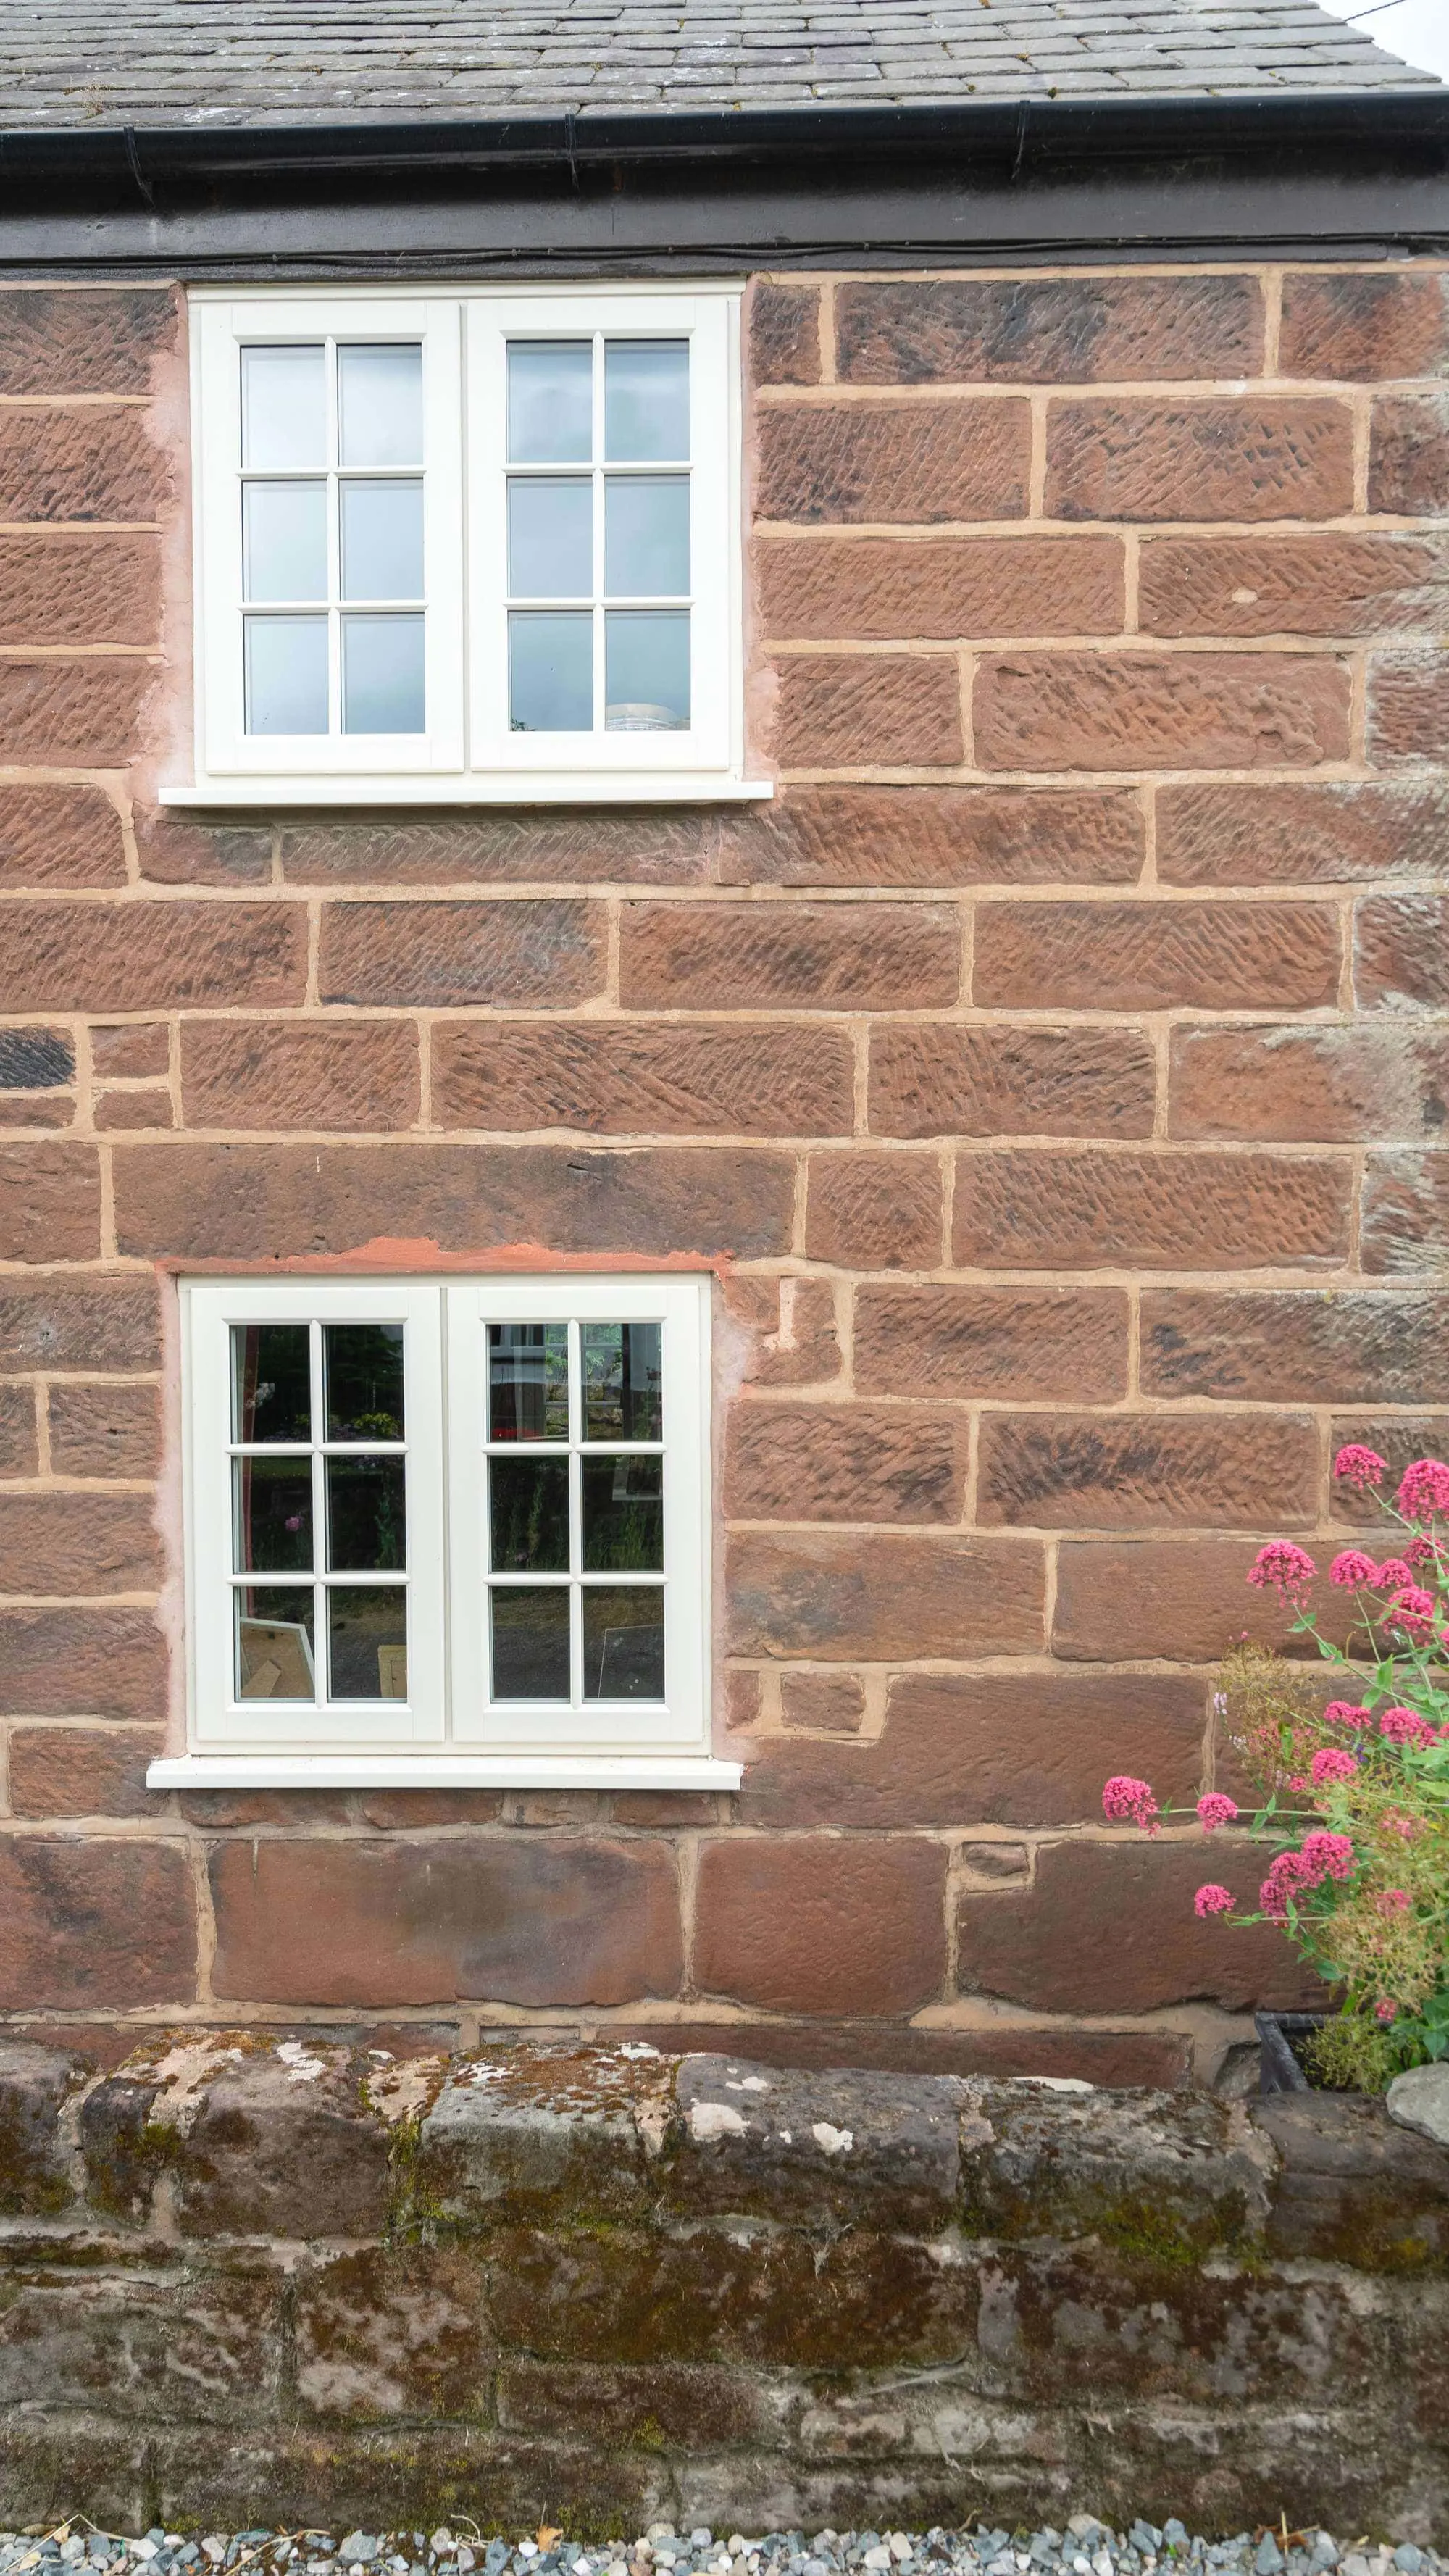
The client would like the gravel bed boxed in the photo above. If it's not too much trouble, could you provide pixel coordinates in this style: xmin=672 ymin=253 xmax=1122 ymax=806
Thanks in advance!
xmin=0 ymin=2520 xmax=1437 ymax=2576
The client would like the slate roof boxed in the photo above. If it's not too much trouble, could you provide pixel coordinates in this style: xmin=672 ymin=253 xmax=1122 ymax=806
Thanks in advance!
xmin=0 ymin=0 xmax=1435 ymax=130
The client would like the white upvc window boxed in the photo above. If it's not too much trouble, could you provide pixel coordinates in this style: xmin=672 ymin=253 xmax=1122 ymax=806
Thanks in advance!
xmin=155 ymin=1274 xmax=732 ymax=1792
xmin=176 ymin=283 xmax=763 ymax=809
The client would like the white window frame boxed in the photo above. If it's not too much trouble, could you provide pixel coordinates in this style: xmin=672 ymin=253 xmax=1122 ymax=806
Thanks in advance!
xmin=151 ymin=1273 xmax=735 ymax=1791
xmin=171 ymin=281 xmax=768 ymax=811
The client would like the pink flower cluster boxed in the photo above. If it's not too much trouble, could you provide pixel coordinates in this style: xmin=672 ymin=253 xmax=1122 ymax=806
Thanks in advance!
xmin=1379 ymin=1705 xmax=1437 ymax=1748
xmin=1259 ymin=1830 xmax=1355 ymax=1922
xmin=1102 ymin=1775 xmax=1158 ymax=1832
xmin=1373 ymin=1557 xmax=1415 ymax=1591
xmin=1323 ymin=1700 xmax=1371 ymax=1729
xmin=1333 ymin=1444 xmax=1385 ymax=1491
xmin=1196 ymin=1792 xmax=1237 ymax=1830
xmin=1386 ymin=1585 xmax=1438 ymax=1638
xmin=1376 ymin=1888 xmax=1411 ymax=1918
xmin=1398 ymin=1457 xmax=1449 ymax=1518
xmin=1310 ymin=1746 xmax=1359 ymax=1785
xmin=1329 ymin=1549 xmax=1379 ymax=1588
xmin=1194 ymin=1883 xmax=1235 ymax=1918
xmin=1247 ymin=1542 xmax=1316 ymax=1604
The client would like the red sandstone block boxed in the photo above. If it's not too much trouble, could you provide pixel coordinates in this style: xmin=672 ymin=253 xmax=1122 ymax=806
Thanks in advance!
xmin=869 ymin=1023 xmax=1156 ymax=1138
xmin=953 ymin=1146 xmax=1350 ymax=1270
xmin=47 ymin=1381 xmax=160 ymax=1478
xmin=1171 ymin=1022 xmax=1449 ymax=1143
xmin=91 ymin=1023 xmax=168 ymax=1079
xmin=0 ymin=1492 xmax=160 ymax=1594
xmin=1052 ymin=1536 xmax=1300 ymax=1661
xmin=725 ymin=1529 xmax=1045 ymax=1658
xmin=1138 ymin=533 xmax=1449 ymax=638
xmin=320 ymin=899 xmax=607 ymax=1008
xmin=0 ymin=533 xmax=159 ymax=649
xmin=1367 ymin=651 xmax=1449 ymax=766
xmin=7 ymin=1725 xmax=162 ymax=1818
xmin=0 ymin=1833 xmax=194 ymax=2007
xmin=835 ymin=274 xmax=1262 ymax=385
xmin=722 ymin=1276 xmax=843 ymax=1388
xmin=0 ymin=1143 xmax=100 ymax=1259
xmin=209 ymin=1835 xmax=682 ymax=2006
xmin=1360 ymin=1149 xmax=1449 ymax=1277
xmin=756 ymin=400 xmax=1031 ymax=522
xmin=773 ymin=653 xmax=963 ymax=766
xmin=113 ymin=1140 xmax=796 ymax=1262
xmin=0 ymin=1604 xmax=164 ymax=1717
xmin=1142 ymin=1286 xmax=1449 ymax=1406
xmin=758 ymin=533 xmax=1124 ymax=640
xmin=0 ymin=406 xmax=169 ymax=521
xmin=779 ymin=1670 xmax=867 ymax=1732
xmin=854 ymin=1283 xmax=1128 ymax=1403
xmin=0 ymin=902 xmax=305 ymax=1013
xmin=739 ymin=1666 xmax=1206 ymax=1830
xmin=181 ymin=1020 xmax=421 ymax=1133
xmin=1045 ymin=399 xmax=1354 ymax=521
xmin=0 ymin=1275 xmax=159 ymax=1371
xmin=1355 ymin=889 xmax=1449 ymax=1010
xmin=1279 ymin=270 xmax=1449 ymax=381
xmin=957 ymin=1837 xmax=1316 ymax=2015
xmin=1158 ymin=779 xmax=1449 ymax=885
xmin=0 ymin=1093 xmax=72 ymax=1130
xmin=431 ymin=1018 xmax=854 ymax=1137
xmin=133 ymin=811 xmax=273 ymax=888
xmin=0 ymin=658 xmax=154 ymax=766
xmin=0 ymin=1385 xmax=36 ymax=1475
xmin=692 ymin=1833 xmax=947 ymax=2014
xmin=724 ymin=1400 xmax=968 ymax=1523
xmin=605 ymin=2014 xmax=1190 ymax=2086
xmin=974 ymin=898 xmax=1340 ymax=1012
xmin=1329 ymin=1413 xmax=1449 ymax=1517
xmin=974 ymin=652 xmax=1351 ymax=771
xmin=0 ymin=289 xmax=178 ymax=393
xmin=977 ymin=1408 xmax=1318 ymax=1530
xmin=619 ymin=901 xmax=959 ymax=1011
xmin=750 ymin=283 xmax=821 ymax=385
xmin=803 ymin=1150 xmax=943 ymax=1267
xmin=93 ymin=1089 xmax=172 ymax=1133
xmin=718 ymin=784 xmax=1144 ymax=887
xmin=281 ymin=811 xmax=711 ymax=888
xmin=1369 ymin=391 xmax=1449 ymax=514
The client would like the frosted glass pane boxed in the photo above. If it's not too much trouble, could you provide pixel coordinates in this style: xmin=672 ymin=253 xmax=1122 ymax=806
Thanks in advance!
xmin=605 ymin=341 xmax=688 ymax=462
xmin=508 ymin=341 xmax=592 ymax=463
xmin=509 ymin=612 xmax=593 ymax=733
xmin=338 ymin=344 xmax=422 ymax=468
xmin=245 ymin=616 xmax=328 ymax=735
xmin=341 ymin=480 xmax=423 ymax=600
xmin=604 ymin=476 xmax=689 ymax=597
xmin=508 ymin=478 xmax=591 ymax=599
xmin=241 ymin=346 xmax=325 ymax=470
xmin=605 ymin=612 xmax=689 ymax=731
xmin=342 ymin=614 xmax=425 ymax=734
xmin=243 ymin=480 xmax=327 ymax=603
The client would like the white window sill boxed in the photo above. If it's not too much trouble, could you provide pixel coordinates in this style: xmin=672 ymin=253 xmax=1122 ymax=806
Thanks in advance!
xmin=147 ymin=1754 xmax=743 ymax=1791
xmin=159 ymin=778 xmax=774 ymax=809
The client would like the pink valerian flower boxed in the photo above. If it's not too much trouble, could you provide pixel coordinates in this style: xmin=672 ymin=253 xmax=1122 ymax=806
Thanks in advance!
xmin=1385 ymin=1810 xmax=1421 ymax=1839
xmin=1196 ymin=1793 xmax=1238 ymax=1831
xmin=1259 ymin=1851 xmax=1314 ymax=1921
xmin=1333 ymin=1443 xmax=1386 ymax=1491
xmin=1406 ymin=1533 xmax=1446 ymax=1572
xmin=1379 ymin=1704 xmax=1437 ymax=1748
xmin=1300 ymin=1830 xmax=1356 ymax=1884
xmin=1322 ymin=1700 xmax=1372 ymax=1729
xmin=1371 ymin=1558 xmax=1415 ymax=1591
xmin=1398 ymin=1458 xmax=1449 ymax=1519
xmin=1376 ymin=1888 xmax=1411 ymax=1917
xmin=1329 ymin=1548 xmax=1379 ymax=1588
xmin=1247 ymin=1542 xmax=1317 ymax=1604
xmin=1376 ymin=1998 xmax=1399 ymax=2023
xmin=1386 ymin=1586 xmax=1437 ymax=1636
xmin=1310 ymin=1746 xmax=1359 ymax=1785
xmin=1194 ymin=1883 xmax=1235 ymax=1918
xmin=1103 ymin=1775 xmax=1159 ymax=1833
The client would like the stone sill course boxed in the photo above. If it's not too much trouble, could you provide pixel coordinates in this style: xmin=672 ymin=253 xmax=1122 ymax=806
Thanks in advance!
xmin=0 ymin=2035 xmax=1443 ymax=2540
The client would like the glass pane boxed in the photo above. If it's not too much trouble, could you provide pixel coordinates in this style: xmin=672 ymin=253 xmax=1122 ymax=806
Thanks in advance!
xmin=583 ymin=1585 xmax=664 ymax=1701
xmin=488 ymin=1322 xmax=569 ymax=1441
xmin=324 ymin=1322 xmax=405 ymax=1441
xmin=604 ymin=476 xmax=689 ymax=598
xmin=582 ymin=1454 xmax=663 ymax=1573
xmin=605 ymin=612 xmax=689 ymax=733
xmin=582 ymin=1321 xmax=662 ymax=1442
xmin=241 ymin=346 xmax=325 ymax=470
xmin=233 ymin=1457 xmax=313 ymax=1575
xmin=509 ymin=612 xmax=593 ymax=733
xmin=605 ymin=341 xmax=688 ymax=462
xmin=326 ymin=1457 xmax=406 ymax=1573
xmin=244 ymin=616 xmax=328 ymax=735
xmin=338 ymin=344 xmax=422 ymax=468
xmin=243 ymin=481 xmax=327 ymax=603
xmin=232 ymin=1324 xmax=311 ymax=1444
xmin=491 ymin=1586 xmax=570 ymax=1698
xmin=490 ymin=1458 xmax=569 ymax=1574
xmin=508 ymin=341 xmax=592 ymax=464
xmin=341 ymin=480 xmax=423 ymax=601
xmin=508 ymin=478 xmax=592 ymax=599
xmin=236 ymin=1586 xmax=316 ymax=1701
xmin=342 ymin=614 xmax=425 ymax=734
xmin=327 ymin=1586 xmax=408 ymax=1699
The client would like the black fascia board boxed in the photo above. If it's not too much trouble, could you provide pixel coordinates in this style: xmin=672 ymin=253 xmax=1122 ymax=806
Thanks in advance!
xmin=0 ymin=88 xmax=1445 ymax=267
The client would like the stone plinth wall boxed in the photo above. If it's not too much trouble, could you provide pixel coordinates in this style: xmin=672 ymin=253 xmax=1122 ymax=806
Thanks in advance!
xmin=0 ymin=264 xmax=1448 ymax=2069
xmin=0 ymin=2038 xmax=1445 ymax=2537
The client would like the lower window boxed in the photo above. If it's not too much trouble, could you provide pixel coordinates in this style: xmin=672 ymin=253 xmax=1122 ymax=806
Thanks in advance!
xmin=174 ymin=1275 xmax=717 ymax=1780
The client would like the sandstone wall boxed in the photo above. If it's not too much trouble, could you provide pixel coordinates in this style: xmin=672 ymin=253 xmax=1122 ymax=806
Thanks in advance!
xmin=0 ymin=265 xmax=1446 ymax=2069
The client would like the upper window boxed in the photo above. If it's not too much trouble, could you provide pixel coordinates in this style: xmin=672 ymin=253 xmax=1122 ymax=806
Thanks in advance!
xmin=170 ymin=1275 xmax=723 ymax=1786
xmin=182 ymin=286 xmax=756 ymax=807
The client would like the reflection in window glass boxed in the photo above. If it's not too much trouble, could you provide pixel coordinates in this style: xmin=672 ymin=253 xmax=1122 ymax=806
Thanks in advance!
xmin=243 ymin=481 xmax=327 ymax=603
xmin=488 ymin=1323 xmax=569 ymax=1440
xmin=605 ymin=341 xmax=688 ymax=462
xmin=583 ymin=1585 xmax=664 ymax=1700
xmin=242 ymin=346 xmax=326 ymax=470
xmin=341 ymin=480 xmax=423 ymax=601
xmin=342 ymin=614 xmax=425 ymax=734
xmin=605 ymin=612 xmax=690 ymax=733
xmin=245 ymin=616 xmax=329 ymax=736
xmin=491 ymin=1587 xmax=571 ymax=1698
xmin=490 ymin=1456 xmax=570 ymax=1573
xmin=508 ymin=478 xmax=592 ymax=599
xmin=338 ymin=344 xmax=422 ymax=468
xmin=325 ymin=1324 xmax=404 ymax=1441
xmin=582 ymin=1322 xmax=663 ymax=1441
xmin=327 ymin=1586 xmax=408 ymax=1698
xmin=235 ymin=1586 xmax=317 ymax=1701
xmin=507 ymin=341 xmax=592 ymax=464
xmin=509 ymin=612 xmax=593 ymax=732
xmin=604 ymin=476 xmax=689 ymax=599
xmin=233 ymin=1456 xmax=314 ymax=1574
xmin=326 ymin=1456 xmax=406 ymax=1572
xmin=232 ymin=1324 xmax=311 ymax=1444
xmin=582 ymin=1454 xmax=662 ymax=1572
